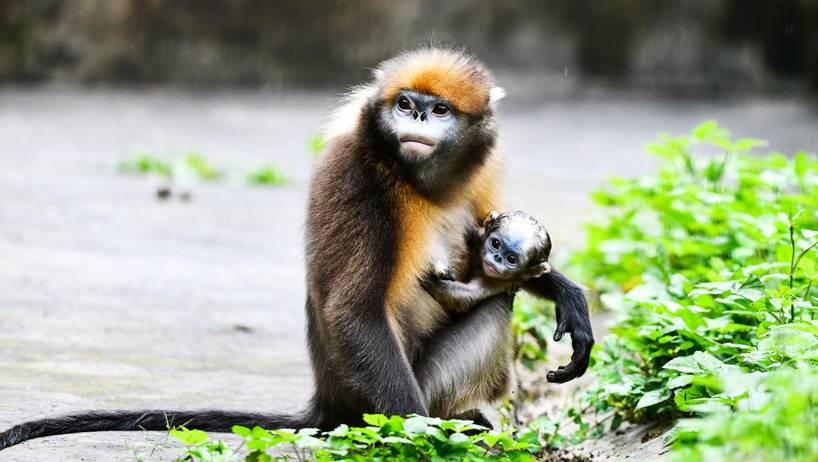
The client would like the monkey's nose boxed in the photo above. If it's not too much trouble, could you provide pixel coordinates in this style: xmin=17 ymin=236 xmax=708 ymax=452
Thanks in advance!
xmin=493 ymin=254 xmax=502 ymax=263
xmin=411 ymin=110 xmax=427 ymax=122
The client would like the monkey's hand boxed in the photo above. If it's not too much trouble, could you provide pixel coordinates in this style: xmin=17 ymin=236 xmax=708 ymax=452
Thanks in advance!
xmin=421 ymin=274 xmax=489 ymax=313
xmin=420 ymin=272 xmax=453 ymax=307
xmin=431 ymin=261 xmax=456 ymax=281
xmin=547 ymin=307 xmax=594 ymax=383
xmin=522 ymin=269 xmax=594 ymax=384
xmin=419 ymin=270 xmax=452 ymax=296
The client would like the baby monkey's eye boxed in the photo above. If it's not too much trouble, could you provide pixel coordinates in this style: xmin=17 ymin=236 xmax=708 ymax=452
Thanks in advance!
xmin=506 ymin=254 xmax=519 ymax=266
xmin=490 ymin=238 xmax=501 ymax=250
xmin=397 ymin=96 xmax=412 ymax=111
xmin=432 ymin=103 xmax=450 ymax=115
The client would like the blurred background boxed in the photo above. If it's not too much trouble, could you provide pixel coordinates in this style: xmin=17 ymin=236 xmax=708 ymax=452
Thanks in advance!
xmin=1 ymin=2 xmax=817 ymax=459
xmin=2 ymin=0 xmax=817 ymax=94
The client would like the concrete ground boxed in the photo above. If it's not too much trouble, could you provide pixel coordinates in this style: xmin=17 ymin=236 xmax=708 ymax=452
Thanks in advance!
xmin=0 ymin=88 xmax=816 ymax=461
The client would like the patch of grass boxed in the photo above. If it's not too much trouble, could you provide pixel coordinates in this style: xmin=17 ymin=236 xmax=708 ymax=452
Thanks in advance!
xmin=182 ymin=152 xmax=221 ymax=180
xmin=118 ymin=152 xmax=173 ymax=178
xmin=118 ymin=152 xmax=223 ymax=182
xmin=308 ymin=135 xmax=325 ymax=157
xmin=119 ymin=152 xmax=293 ymax=189
xmin=246 ymin=163 xmax=290 ymax=187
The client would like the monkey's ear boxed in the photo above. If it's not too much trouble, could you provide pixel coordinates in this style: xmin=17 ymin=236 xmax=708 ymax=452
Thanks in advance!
xmin=528 ymin=261 xmax=551 ymax=277
xmin=483 ymin=210 xmax=500 ymax=227
xmin=489 ymin=87 xmax=506 ymax=108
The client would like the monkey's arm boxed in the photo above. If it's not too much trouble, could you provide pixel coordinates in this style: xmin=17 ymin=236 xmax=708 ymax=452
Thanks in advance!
xmin=421 ymin=274 xmax=504 ymax=313
xmin=326 ymin=293 xmax=428 ymax=415
xmin=523 ymin=268 xmax=594 ymax=383
xmin=307 ymin=179 xmax=428 ymax=417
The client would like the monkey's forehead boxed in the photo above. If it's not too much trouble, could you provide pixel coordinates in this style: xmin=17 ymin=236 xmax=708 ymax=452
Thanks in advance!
xmin=495 ymin=216 xmax=547 ymax=244
xmin=376 ymin=47 xmax=494 ymax=115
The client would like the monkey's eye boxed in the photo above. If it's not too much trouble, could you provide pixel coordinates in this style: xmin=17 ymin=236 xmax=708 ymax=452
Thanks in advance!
xmin=397 ymin=96 xmax=412 ymax=112
xmin=432 ymin=103 xmax=450 ymax=115
xmin=506 ymin=254 xmax=519 ymax=266
xmin=490 ymin=238 xmax=501 ymax=250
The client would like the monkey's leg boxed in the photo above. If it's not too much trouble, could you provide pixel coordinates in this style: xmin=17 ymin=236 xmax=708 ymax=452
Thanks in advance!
xmin=414 ymin=294 xmax=513 ymax=418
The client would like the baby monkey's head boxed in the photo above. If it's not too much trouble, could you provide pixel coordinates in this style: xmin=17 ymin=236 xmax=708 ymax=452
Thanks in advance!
xmin=481 ymin=211 xmax=552 ymax=281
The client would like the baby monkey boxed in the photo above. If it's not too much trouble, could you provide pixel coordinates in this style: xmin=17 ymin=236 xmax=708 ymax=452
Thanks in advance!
xmin=422 ymin=210 xmax=552 ymax=313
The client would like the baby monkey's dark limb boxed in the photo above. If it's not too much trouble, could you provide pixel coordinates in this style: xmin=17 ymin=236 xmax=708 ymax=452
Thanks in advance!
xmin=523 ymin=268 xmax=593 ymax=383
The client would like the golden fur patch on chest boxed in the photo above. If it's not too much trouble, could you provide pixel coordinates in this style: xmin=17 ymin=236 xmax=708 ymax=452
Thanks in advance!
xmin=385 ymin=155 xmax=504 ymax=337
xmin=385 ymin=183 xmax=447 ymax=309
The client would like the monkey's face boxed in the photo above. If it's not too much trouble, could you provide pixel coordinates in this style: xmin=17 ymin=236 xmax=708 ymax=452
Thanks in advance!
xmin=481 ymin=213 xmax=552 ymax=281
xmin=482 ymin=230 xmax=529 ymax=280
xmin=389 ymin=91 xmax=460 ymax=161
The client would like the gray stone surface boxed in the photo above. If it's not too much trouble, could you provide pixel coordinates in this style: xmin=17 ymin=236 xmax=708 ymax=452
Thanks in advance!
xmin=0 ymin=89 xmax=816 ymax=461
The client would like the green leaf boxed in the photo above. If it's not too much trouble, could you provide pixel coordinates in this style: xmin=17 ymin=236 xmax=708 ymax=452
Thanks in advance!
xmin=402 ymin=416 xmax=429 ymax=434
xmin=362 ymin=414 xmax=389 ymax=427
xmin=756 ymin=326 xmax=818 ymax=359
xmin=308 ymin=135 xmax=326 ymax=157
xmin=170 ymin=427 xmax=209 ymax=446
xmin=803 ymin=229 xmax=818 ymax=240
xmin=382 ymin=436 xmax=413 ymax=444
xmin=794 ymin=151 xmax=810 ymax=179
xmin=692 ymin=120 xmax=720 ymax=140
xmin=663 ymin=351 xmax=729 ymax=375
xmin=635 ymin=389 xmax=671 ymax=409
xmin=733 ymin=138 xmax=767 ymax=152
xmin=667 ymin=374 xmax=695 ymax=389
xmin=232 ymin=425 xmax=251 ymax=437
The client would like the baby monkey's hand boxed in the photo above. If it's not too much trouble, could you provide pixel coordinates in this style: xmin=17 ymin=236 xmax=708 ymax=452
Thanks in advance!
xmin=420 ymin=261 xmax=456 ymax=296
xmin=431 ymin=261 xmax=456 ymax=281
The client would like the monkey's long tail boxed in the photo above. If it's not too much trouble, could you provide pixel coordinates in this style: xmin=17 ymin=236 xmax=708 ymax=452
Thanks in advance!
xmin=0 ymin=409 xmax=316 ymax=451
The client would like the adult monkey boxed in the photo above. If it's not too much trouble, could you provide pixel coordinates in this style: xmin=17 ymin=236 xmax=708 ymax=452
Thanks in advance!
xmin=0 ymin=46 xmax=592 ymax=450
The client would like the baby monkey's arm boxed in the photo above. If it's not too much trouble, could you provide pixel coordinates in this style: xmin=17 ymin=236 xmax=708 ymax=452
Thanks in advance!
xmin=421 ymin=262 xmax=508 ymax=313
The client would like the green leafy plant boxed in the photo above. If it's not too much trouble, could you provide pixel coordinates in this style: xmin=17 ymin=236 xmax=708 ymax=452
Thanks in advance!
xmin=118 ymin=152 xmax=173 ymax=178
xmin=162 ymin=414 xmax=549 ymax=462
xmin=118 ymin=152 xmax=223 ymax=182
xmin=308 ymin=135 xmax=325 ymax=157
xmin=183 ymin=152 xmax=222 ymax=180
xmin=664 ymin=366 xmax=818 ymax=462
xmin=571 ymin=121 xmax=818 ymax=424
xmin=247 ymin=163 xmax=290 ymax=187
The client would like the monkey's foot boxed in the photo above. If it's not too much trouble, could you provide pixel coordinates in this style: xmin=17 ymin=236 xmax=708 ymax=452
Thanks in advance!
xmin=454 ymin=408 xmax=493 ymax=433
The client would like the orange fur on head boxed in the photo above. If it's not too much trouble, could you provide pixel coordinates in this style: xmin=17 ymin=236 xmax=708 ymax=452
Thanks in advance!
xmin=377 ymin=47 xmax=495 ymax=115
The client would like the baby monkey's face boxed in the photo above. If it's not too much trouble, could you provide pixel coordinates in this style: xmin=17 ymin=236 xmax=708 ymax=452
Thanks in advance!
xmin=481 ymin=211 xmax=552 ymax=281
xmin=482 ymin=231 xmax=528 ymax=280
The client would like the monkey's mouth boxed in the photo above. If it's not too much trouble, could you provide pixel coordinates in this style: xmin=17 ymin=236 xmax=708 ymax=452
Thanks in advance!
xmin=399 ymin=134 xmax=437 ymax=158
xmin=482 ymin=261 xmax=501 ymax=277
